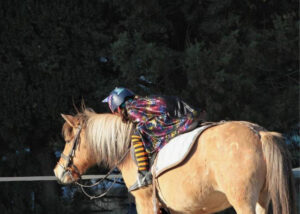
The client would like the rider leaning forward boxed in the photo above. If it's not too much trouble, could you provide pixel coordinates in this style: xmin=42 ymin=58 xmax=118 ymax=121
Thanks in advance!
xmin=103 ymin=87 xmax=203 ymax=189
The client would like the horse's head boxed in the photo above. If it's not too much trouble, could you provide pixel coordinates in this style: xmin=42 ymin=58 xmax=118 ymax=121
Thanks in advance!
xmin=54 ymin=109 xmax=134 ymax=184
xmin=54 ymin=113 xmax=96 ymax=184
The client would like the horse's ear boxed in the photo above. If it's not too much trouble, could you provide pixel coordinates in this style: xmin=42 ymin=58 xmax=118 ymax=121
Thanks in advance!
xmin=61 ymin=114 xmax=76 ymax=127
xmin=80 ymin=99 xmax=86 ymax=112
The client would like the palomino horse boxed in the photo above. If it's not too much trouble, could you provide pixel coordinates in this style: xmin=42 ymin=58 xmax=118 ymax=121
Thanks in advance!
xmin=54 ymin=109 xmax=295 ymax=214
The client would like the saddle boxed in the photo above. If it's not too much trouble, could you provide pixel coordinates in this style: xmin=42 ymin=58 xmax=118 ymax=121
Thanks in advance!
xmin=130 ymin=122 xmax=221 ymax=182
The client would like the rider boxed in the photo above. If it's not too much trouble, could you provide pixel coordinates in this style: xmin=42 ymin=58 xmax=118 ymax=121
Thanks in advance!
xmin=102 ymin=87 xmax=202 ymax=189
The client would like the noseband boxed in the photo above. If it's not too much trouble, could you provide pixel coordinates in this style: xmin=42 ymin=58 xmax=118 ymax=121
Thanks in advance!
xmin=58 ymin=125 xmax=82 ymax=182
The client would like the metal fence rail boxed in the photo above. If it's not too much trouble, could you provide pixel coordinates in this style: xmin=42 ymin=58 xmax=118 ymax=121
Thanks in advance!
xmin=293 ymin=168 xmax=300 ymax=178
xmin=0 ymin=168 xmax=299 ymax=182
xmin=0 ymin=174 xmax=122 ymax=182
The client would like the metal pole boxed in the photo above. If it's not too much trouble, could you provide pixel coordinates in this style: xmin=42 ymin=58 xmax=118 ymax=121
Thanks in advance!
xmin=0 ymin=174 xmax=122 ymax=182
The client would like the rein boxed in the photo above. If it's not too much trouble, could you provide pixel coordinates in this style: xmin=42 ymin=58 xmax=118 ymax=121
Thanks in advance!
xmin=75 ymin=148 xmax=130 ymax=200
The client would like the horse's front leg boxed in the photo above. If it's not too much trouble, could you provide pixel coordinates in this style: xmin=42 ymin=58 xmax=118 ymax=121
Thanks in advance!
xmin=132 ymin=187 xmax=160 ymax=214
xmin=119 ymin=155 xmax=159 ymax=213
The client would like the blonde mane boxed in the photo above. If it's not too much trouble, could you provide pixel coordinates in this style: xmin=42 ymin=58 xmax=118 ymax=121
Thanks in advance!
xmin=82 ymin=109 xmax=134 ymax=168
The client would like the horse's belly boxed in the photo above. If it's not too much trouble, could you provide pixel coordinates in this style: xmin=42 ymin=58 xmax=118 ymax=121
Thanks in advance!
xmin=158 ymin=175 xmax=231 ymax=213
xmin=156 ymin=146 xmax=230 ymax=213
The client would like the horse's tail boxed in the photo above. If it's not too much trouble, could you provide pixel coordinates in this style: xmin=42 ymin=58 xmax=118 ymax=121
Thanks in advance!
xmin=260 ymin=131 xmax=296 ymax=214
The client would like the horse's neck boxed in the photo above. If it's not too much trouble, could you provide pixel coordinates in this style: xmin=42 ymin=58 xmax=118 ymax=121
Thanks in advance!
xmin=118 ymin=153 xmax=138 ymax=187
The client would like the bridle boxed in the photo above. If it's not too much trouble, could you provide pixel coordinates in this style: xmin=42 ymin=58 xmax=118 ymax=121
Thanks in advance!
xmin=57 ymin=124 xmax=130 ymax=199
xmin=57 ymin=125 xmax=82 ymax=182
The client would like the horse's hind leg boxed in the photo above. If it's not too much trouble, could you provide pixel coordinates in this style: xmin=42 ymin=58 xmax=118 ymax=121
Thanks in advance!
xmin=255 ymin=189 xmax=270 ymax=214
xmin=231 ymin=201 xmax=256 ymax=214
xmin=227 ymin=188 xmax=268 ymax=214
xmin=226 ymin=185 xmax=259 ymax=214
xmin=255 ymin=202 xmax=269 ymax=214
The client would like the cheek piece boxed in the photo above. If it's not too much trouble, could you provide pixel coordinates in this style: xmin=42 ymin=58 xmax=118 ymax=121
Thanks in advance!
xmin=57 ymin=126 xmax=82 ymax=182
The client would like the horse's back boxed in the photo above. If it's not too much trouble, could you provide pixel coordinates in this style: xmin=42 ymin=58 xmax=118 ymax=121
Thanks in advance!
xmin=157 ymin=121 xmax=267 ymax=213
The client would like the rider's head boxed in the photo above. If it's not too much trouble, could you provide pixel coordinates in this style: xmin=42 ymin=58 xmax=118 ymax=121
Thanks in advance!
xmin=102 ymin=87 xmax=135 ymax=113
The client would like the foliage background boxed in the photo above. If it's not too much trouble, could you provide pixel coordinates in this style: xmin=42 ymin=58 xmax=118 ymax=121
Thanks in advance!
xmin=0 ymin=0 xmax=298 ymax=213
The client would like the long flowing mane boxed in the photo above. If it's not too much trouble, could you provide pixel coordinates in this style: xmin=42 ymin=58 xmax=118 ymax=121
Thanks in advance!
xmin=79 ymin=109 xmax=134 ymax=168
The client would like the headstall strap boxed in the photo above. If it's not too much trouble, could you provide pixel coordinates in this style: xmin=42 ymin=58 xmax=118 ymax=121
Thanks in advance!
xmin=58 ymin=126 xmax=83 ymax=181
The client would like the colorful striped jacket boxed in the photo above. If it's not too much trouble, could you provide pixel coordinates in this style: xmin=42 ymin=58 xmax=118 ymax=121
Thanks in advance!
xmin=125 ymin=95 xmax=199 ymax=153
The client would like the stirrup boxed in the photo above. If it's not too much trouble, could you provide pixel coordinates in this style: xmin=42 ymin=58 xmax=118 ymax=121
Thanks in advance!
xmin=128 ymin=171 xmax=152 ymax=192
